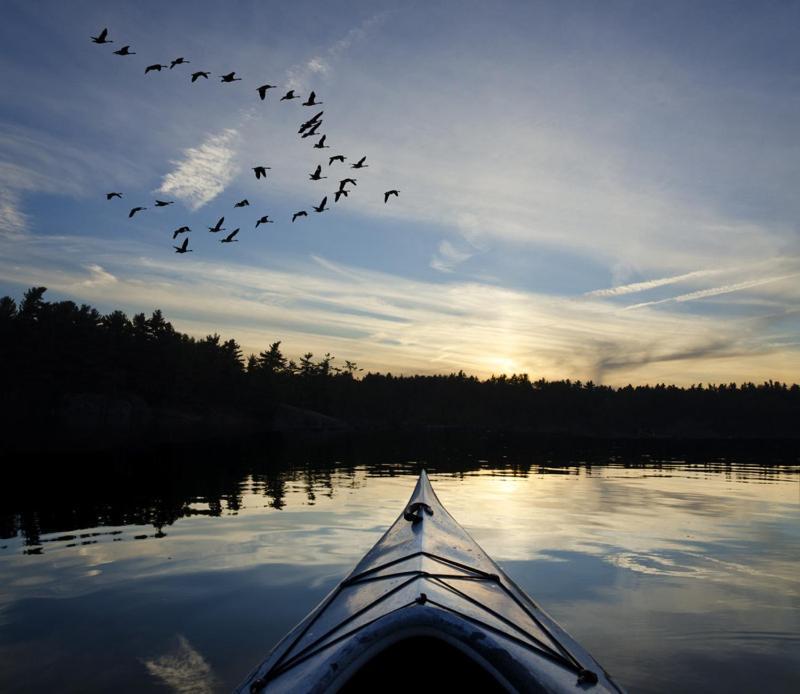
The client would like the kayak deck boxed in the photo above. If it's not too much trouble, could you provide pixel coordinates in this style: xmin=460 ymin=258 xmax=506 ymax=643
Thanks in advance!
xmin=238 ymin=471 xmax=623 ymax=693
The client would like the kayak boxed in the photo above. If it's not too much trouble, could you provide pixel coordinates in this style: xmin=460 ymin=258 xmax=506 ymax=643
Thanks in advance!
xmin=237 ymin=471 xmax=624 ymax=693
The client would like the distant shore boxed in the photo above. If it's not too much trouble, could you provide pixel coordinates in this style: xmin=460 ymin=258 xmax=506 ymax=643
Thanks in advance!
xmin=2 ymin=288 xmax=798 ymax=453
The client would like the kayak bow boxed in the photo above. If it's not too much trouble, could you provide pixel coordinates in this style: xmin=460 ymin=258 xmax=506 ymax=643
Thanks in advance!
xmin=238 ymin=470 xmax=623 ymax=693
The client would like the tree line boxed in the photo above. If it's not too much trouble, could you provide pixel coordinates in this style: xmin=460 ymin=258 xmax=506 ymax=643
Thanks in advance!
xmin=1 ymin=286 xmax=798 ymax=441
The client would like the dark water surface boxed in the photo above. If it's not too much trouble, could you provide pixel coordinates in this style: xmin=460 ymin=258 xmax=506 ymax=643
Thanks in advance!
xmin=1 ymin=437 xmax=798 ymax=693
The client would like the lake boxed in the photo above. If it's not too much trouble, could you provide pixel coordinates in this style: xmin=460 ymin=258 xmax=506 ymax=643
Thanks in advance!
xmin=1 ymin=436 xmax=798 ymax=693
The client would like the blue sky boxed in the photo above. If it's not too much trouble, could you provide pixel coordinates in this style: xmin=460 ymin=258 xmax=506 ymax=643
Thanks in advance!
xmin=1 ymin=0 xmax=799 ymax=384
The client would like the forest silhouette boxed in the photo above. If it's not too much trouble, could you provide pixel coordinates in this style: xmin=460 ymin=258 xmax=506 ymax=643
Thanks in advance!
xmin=1 ymin=286 xmax=798 ymax=449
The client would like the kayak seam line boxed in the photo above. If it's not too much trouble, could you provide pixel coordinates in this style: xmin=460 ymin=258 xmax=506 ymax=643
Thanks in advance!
xmin=344 ymin=550 xmax=493 ymax=585
xmin=265 ymin=573 xmax=423 ymax=680
xmin=257 ymin=600 xmax=419 ymax=686
xmin=424 ymin=597 xmax=592 ymax=679
xmin=426 ymin=575 xmax=569 ymax=662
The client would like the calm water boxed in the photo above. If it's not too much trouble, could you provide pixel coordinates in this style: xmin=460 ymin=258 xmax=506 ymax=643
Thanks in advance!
xmin=1 ymin=439 xmax=798 ymax=693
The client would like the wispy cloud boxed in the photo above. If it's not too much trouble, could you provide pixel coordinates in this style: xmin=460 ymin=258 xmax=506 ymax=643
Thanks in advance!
xmin=624 ymin=273 xmax=800 ymax=310
xmin=430 ymin=239 xmax=474 ymax=273
xmin=286 ymin=13 xmax=387 ymax=90
xmin=1 ymin=233 xmax=798 ymax=386
xmin=158 ymin=129 xmax=241 ymax=210
xmin=79 ymin=264 xmax=118 ymax=288
xmin=0 ymin=189 xmax=28 ymax=236
xmin=143 ymin=635 xmax=215 ymax=694
xmin=586 ymin=268 xmax=729 ymax=297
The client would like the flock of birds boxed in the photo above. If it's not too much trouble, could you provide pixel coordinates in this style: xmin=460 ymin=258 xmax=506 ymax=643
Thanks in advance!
xmin=90 ymin=27 xmax=400 ymax=254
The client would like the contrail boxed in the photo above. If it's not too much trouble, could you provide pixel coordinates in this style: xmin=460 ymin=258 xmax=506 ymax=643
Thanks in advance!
xmin=624 ymin=273 xmax=800 ymax=310
xmin=585 ymin=268 xmax=727 ymax=298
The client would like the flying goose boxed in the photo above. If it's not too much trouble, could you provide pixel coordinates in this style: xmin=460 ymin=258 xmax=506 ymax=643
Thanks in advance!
xmin=170 ymin=57 xmax=190 ymax=69
xmin=172 ymin=226 xmax=191 ymax=239
xmin=113 ymin=45 xmax=135 ymax=56
xmin=191 ymin=71 xmax=210 ymax=82
xmin=208 ymin=216 xmax=225 ymax=232
xmin=301 ymin=122 xmax=322 ymax=139
xmin=292 ymin=211 xmax=307 ymax=222
xmin=313 ymin=135 xmax=329 ymax=149
xmin=256 ymin=84 xmax=277 ymax=100
xmin=309 ymin=165 xmax=326 ymax=181
xmin=299 ymin=111 xmax=323 ymax=132
xmin=253 ymin=166 xmax=271 ymax=179
xmin=154 ymin=200 xmax=174 ymax=207
xmin=129 ymin=206 xmax=146 ymax=218
xmin=302 ymin=91 xmax=322 ymax=106
xmin=90 ymin=28 xmax=112 ymax=44
xmin=106 ymin=192 xmax=122 ymax=200
xmin=220 ymin=72 xmax=242 ymax=82
xmin=221 ymin=228 xmax=240 ymax=243
xmin=313 ymin=197 xmax=328 ymax=213
xmin=255 ymin=215 xmax=274 ymax=227
xmin=174 ymin=237 xmax=192 ymax=253
xmin=351 ymin=156 xmax=368 ymax=169
xmin=234 ymin=199 xmax=250 ymax=208
xmin=280 ymin=89 xmax=299 ymax=101
xmin=328 ymin=155 xmax=346 ymax=166
xmin=145 ymin=64 xmax=168 ymax=74
xmin=384 ymin=190 xmax=400 ymax=203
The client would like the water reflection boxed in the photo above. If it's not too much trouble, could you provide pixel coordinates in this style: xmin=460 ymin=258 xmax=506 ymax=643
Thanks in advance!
xmin=0 ymin=437 xmax=798 ymax=693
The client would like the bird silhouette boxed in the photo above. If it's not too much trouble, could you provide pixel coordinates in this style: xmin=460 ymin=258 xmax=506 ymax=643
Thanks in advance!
xmin=351 ymin=156 xmax=368 ymax=169
xmin=106 ymin=192 xmax=122 ymax=200
xmin=309 ymin=165 xmax=327 ymax=181
xmin=301 ymin=122 xmax=322 ymax=139
xmin=220 ymin=72 xmax=241 ymax=82
xmin=113 ymin=45 xmax=135 ymax=56
xmin=256 ymin=84 xmax=277 ymax=100
xmin=90 ymin=28 xmax=112 ymax=44
xmin=313 ymin=135 xmax=329 ymax=149
xmin=191 ymin=71 xmax=210 ymax=82
xmin=174 ymin=237 xmax=192 ymax=253
xmin=329 ymin=155 xmax=346 ymax=166
xmin=302 ymin=91 xmax=323 ymax=106
xmin=339 ymin=178 xmax=357 ymax=189
xmin=208 ymin=216 xmax=225 ymax=232
xmin=145 ymin=64 xmax=168 ymax=74
xmin=255 ymin=215 xmax=274 ymax=227
xmin=154 ymin=200 xmax=174 ymax=207
xmin=234 ymin=199 xmax=250 ymax=208
xmin=299 ymin=111 xmax=323 ymax=132
xmin=334 ymin=189 xmax=349 ymax=203
xmin=292 ymin=211 xmax=307 ymax=222
xmin=129 ymin=206 xmax=146 ymax=218
xmin=384 ymin=190 xmax=400 ymax=203
xmin=280 ymin=89 xmax=299 ymax=101
xmin=253 ymin=166 xmax=271 ymax=180
xmin=313 ymin=197 xmax=328 ymax=213
xmin=170 ymin=57 xmax=190 ymax=69
xmin=221 ymin=228 xmax=239 ymax=243
xmin=172 ymin=226 xmax=191 ymax=239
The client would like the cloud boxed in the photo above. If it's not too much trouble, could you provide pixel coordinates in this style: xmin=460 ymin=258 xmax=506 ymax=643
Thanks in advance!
xmin=0 ymin=189 xmax=28 ymax=237
xmin=285 ymin=13 xmax=387 ymax=90
xmin=143 ymin=635 xmax=215 ymax=694
xmin=0 ymin=124 xmax=117 ymax=238
xmin=624 ymin=272 xmax=800 ymax=310
xmin=79 ymin=264 xmax=118 ymax=288
xmin=1 ymin=233 xmax=798 ymax=387
xmin=158 ymin=129 xmax=241 ymax=210
xmin=430 ymin=239 xmax=474 ymax=273
xmin=585 ymin=268 xmax=730 ymax=297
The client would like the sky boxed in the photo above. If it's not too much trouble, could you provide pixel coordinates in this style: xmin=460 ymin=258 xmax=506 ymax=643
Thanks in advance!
xmin=1 ymin=0 xmax=799 ymax=385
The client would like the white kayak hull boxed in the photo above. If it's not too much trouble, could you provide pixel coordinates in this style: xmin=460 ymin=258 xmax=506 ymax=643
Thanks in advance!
xmin=237 ymin=471 xmax=624 ymax=693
